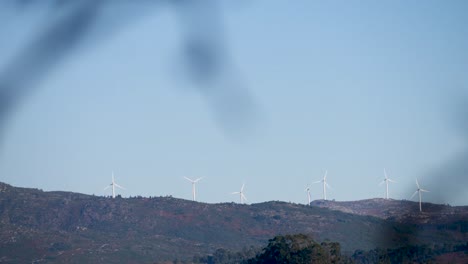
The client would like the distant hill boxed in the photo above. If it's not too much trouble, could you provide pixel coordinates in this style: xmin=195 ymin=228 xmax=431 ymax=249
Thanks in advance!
xmin=0 ymin=182 xmax=466 ymax=263
xmin=310 ymin=198 xmax=468 ymax=223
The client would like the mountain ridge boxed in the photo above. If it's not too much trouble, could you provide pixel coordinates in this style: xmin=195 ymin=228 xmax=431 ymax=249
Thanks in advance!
xmin=0 ymin=181 xmax=466 ymax=263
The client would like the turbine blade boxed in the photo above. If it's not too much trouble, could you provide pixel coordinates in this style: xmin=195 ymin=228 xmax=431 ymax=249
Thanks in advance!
xmin=312 ymin=180 xmax=322 ymax=184
xmin=384 ymin=168 xmax=387 ymax=179
xmin=420 ymin=189 xmax=429 ymax=192
xmin=195 ymin=177 xmax=204 ymax=182
xmin=388 ymin=179 xmax=397 ymax=183
xmin=415 ymin=178 xmax=420 ymax=188
xmin=184 ymin=177 xmax=194 ymax=182
xmin=410 ymin=190 xmax=418 ymax=199
xmin=114 ymin=183 xmax=125 ymax=190
xmin=104 ymin=185 xmax=110 ymax=190
xmin=326 ymin=183 xmax=332 ymax=189
xmin=379 ymin=180 xmax=385 ymax=186
xmin=241 ymin=193 xmax=248 ymax=201
xmin=231 ymin=192 xmax=240 ymax=195
xmin=323 ymin=170 xmax=328 ymax=180
xmin=241 ymin=183 xmax=245 ymax=192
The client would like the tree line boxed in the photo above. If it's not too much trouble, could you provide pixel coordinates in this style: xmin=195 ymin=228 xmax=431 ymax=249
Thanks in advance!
xmin=186 ymin=234 xmax=467 ymax=264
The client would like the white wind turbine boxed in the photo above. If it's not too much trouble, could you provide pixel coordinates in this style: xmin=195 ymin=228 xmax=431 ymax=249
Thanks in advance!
xmin=184 ymin=177 xmax=203 ymax=201
xmin=231 ymin=183 xmax=247 ymax=204
xmin=313 ymin=170 xmax=330 ymax=200
xmin=379 ymin=168 xmax=396 ymax=199
xmin=104 ymin=172 xmax=125 ymax=198
xmin=410 ymin=178 xmax=429 ymax=212
xmin=305 ymin=185 xmax=311 ymax=205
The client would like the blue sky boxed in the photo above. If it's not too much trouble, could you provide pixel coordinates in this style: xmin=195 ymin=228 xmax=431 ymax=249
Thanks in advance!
xmin=1 ymin=1 xmax=467 ymax=205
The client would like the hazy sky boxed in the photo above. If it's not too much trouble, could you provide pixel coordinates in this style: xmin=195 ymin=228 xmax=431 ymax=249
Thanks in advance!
xmin=1 ymin=1 xmax=467 ymax=205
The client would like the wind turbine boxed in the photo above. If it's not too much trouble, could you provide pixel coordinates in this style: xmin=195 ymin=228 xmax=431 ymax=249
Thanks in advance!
xmin=313 ymin=170 xmax=330 ymax=200
xmin=104 ymin=172 xmax=125 ymax=198
xmin=410 ymin=178 xmax=429 ymax=212
xmin=184 ymin=177 xmax=203 ymax=201
xmin=305 ymin=186 xmax=311 ymax=205
xmin=379 ymin=168 xmax=396 ymax=199
xmin=231 ymin=183 xmax=247 ymax=204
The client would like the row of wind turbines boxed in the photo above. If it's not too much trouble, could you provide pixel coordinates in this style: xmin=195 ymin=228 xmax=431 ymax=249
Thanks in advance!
xmin=105 ymin=169 xmax=430 ymax=212
xmin=304 ymin=169 xmax=430 ymax=212
xmin=183 ymin=177 xmax=247 ymax=204
xmin=104 ymin=174 xmax=248 ymax=204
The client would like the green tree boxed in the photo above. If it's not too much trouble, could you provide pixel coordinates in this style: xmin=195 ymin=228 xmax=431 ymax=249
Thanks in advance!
xmin=247 ymin=234 xmax=346 ymax=264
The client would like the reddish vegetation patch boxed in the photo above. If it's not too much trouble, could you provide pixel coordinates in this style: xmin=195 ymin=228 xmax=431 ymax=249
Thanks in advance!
xmin=434 ymin=252 xmax=468 ymax=263
xmin=247 ymin=228 xmax=274 ymax=236
xmin=158 ymin=210 xmax=194 ymax=222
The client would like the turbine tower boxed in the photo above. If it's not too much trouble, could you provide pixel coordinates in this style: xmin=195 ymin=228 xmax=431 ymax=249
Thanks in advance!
xmin=104 ymin=172 xmax=125 ymax=198
xmin=410 ymin=178 xmax=429 ymax=212
xmin=380 ymin=168 xmax=396 ymax=199
xmin=313 ymin=170 xmax=330 ymax=200
xmin=305 ymin=186 xmax=311 ymax=205
xmin=231 ymin=183 xmax=247 ymax=204
xmin=184 ymin=177 xmax=203 ymax=201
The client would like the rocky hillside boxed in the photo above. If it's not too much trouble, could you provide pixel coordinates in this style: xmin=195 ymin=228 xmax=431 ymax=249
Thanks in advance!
xmin=310 ymin=198 xmax=468 ymax=224
xmin=0 ymin=182 xmax=466 ymax=263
